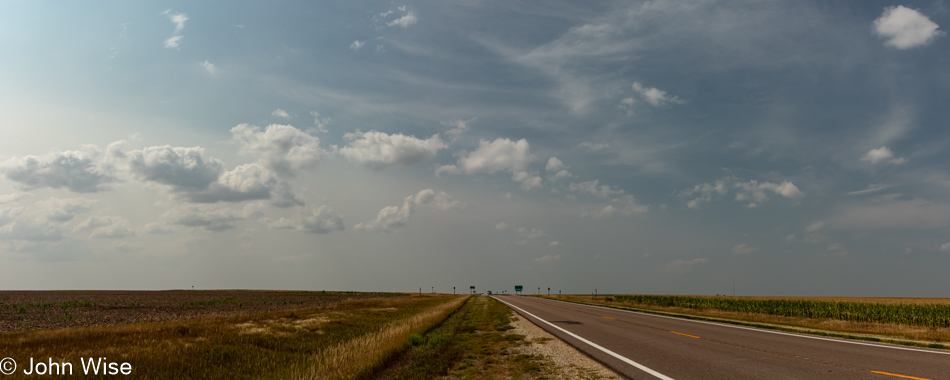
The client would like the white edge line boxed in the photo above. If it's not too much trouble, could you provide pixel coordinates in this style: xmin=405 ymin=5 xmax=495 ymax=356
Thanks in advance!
xmin=493 ymin=296 xmax=675 ymax=380
xmin=539 ymin=297 xmax=950 ymax=356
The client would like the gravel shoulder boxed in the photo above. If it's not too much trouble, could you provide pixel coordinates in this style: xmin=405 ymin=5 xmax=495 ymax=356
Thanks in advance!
xmin=508 ymin=312 xmax=622 ymax=379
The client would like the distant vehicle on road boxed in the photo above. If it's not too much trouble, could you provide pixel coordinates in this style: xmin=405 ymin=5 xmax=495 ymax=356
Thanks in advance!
xmin=487 ymin=291 xmax=492 ymax=295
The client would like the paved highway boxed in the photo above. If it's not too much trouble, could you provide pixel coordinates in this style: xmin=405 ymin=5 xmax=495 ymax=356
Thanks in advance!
xmin=493 ymin=295 xmax=950 ymax=380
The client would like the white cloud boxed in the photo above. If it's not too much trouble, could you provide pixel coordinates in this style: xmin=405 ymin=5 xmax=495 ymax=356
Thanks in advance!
xmin=268 ymin=205 xmax=344 ymax=234
xmin=0 ymin=193 xmax=28 ymax=205
xmin=568 ymin=180 xmax=623 ymax=198
xmin=162 ymin=10 xmax=187 ymax=49
xmin=128 ymin=145 xmax=225 ymax=192
xmin=666 ymin=258 xmax=709 ymax=274
xmin=387 ymin=10 xmax=418 ymax=28
xmin=861 ymin=146 xmax=907 ymax=165
xmin=495 ymin=222 xmax=508 ymax=230
xmin=412 ymin=188 xmax=463 ymax=211
xmin=439 ymin=138 xmax=540 ymax=190
xmin=827 ymin=242 xmax=849 ymax=256
xmin=546 ymin=157 xmax=565 ymax=172
xmin=310 ymin=111 xmax=331 ymax=134
xmin=783 ymin=234 xmax=797 ymax=243
xmin=826 ymin=197 xmax=950 ymax=230
xmin=186 ymin=163 xmax=301 ymax=207
xmin=443 ymin=119 xmax=471 ymax=143
xmin=200 ymin=60 xmax=217 ymax=74
xmin=231 ymin=124 xmax=327 ymax=178
xmin=846 ymin=183 xmax=891 ymax=196
xmin=533 ymin=254 xmax=560 ymax=262
xmin=551 ymin=170 xmax=572 ymax=181
xmin=874 ymin=6 xmax=944 ymax=49
xmin=74 ymin=216 xmax=135 ymax=239
xmin=940 ymin=242 xmax=950 ymax=252
xmin=631 ymin=82 xmax=684 ymax=107
xmin=456 ymin=138 xmax=533 ymax=174
xmin=350 ymin=40 xmax=365 ymax=51
xmin=2 ymin=148 xmax=117 ymax=193
xmin=340 ymin=130 xmax=447 ymax=170
xmin=683 ymin=177 xmax=802 ymax=208
xmin=164 ymin=35 xmax=183 ymax=49
xmin=576 ymin=142 xmax=609 ymax=152
xmin=804 ymin=221 xmax=824 ymax=233
xmin=0 ymin=198 xmax=96 ymax=243
xmin=735 ymin=180 xmax=804 ymax=204
xmin=162 ymin=205 xmax=240 ymax=232
xmin=517 ymin=227 xmax=544 ymax=239
xmin=732 ymin=243 xmax=758 ymax=255
xmin=271 ymin=109 xmax=291 ymax=119
xmin=548 ymin=241 xmax=561 ymax=247
xmin=355 ymin=189 xmax=460 ymax=233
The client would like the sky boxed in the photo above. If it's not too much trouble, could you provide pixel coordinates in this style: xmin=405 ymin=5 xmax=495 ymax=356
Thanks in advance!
xmin=0 ymin=1 xmax=948 ymax=296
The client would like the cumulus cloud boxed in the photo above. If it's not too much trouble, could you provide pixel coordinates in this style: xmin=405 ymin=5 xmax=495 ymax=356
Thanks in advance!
xmin=495 ymin=222 xmax=508 ymax=230
xmin=631 ymin=82 xmax=684 ymax=107
xmin=874 ymin=6 xmax=944 ymax=49
xmin=666 ymin=258 xmax=709 ymax=274
xmin=271 ymin=109 xmax=291 ymax=119
xmin=569 ymin=180 xmax=623 ymax=198
xmin=200 ymin=60 xmax=217 ymax=74
xmin=443 ymin=119 xmax=471 ymax=143
xmin=546 ymin=157 xmax=565 ymax=172
xmin=732 ymin=243 xmax=758 ymax=255
xmin=548 ymin=241 xmax=561 ymax=247
xmin=268 ymin=205 xmax=344 ymax=234
xmin=861 ymin=146 xmax=907 ymax=165
xmin=0 ymin=198 xmax=96 ymax=243
xmin=438 ymin=138 xmax=540 ymax=190
xmin=74 ymin=216 xmax=135 ymax=239
xmin=350 ymin=40 xmax=365 ymax=51
xmin=385 ymin=6 xmax=418 ymax=28
xmin=231 ymin=124 xmax=328 ymax=178
xmin=582 ymin=195 xmax=648 ymax=218
xmin=340 ymin=130 xmax=447 ymax=170
xmin=940 ymin=242 xmax=950 ymax=252
xmin=128 ymin=145 xmax=224 ymax=192
xmin=185 ymin=163 xmax=302 ymax=207
xmin=682 ymin=177 xmax=803 ymax=208
xmin=355 ymin=189 xmax=460 ymax=232
xmin=1 ymin=148 xmax=117 ymax=193
xmin=162 ymin=205 xmax=240 ymax=232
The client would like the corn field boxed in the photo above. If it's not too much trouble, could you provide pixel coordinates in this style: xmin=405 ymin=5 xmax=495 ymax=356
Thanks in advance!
xmin=612 ymin=295 xmax=950 ymax=328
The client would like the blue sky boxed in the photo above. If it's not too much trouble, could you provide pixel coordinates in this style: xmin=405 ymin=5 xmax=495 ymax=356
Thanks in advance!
xmin=1 ymin=1 xmax=948 ymax=296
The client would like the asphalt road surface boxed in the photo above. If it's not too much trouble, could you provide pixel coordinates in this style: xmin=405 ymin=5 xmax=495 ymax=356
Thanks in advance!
xmin=493 ymin=295 xmax=950 ymax=380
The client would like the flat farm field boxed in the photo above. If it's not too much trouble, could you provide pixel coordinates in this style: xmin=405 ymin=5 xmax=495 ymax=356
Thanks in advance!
xmin=546 ymin=294 xmax=950 ymax=347
xmin=0 ymin=290 xmax=468 ymax=379
xmin=0 ymin=290 xmax=385 ymax=332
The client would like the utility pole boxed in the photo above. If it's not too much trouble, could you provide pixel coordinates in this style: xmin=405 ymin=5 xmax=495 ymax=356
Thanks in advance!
xmin=431 ymin=286 xmax=434 ymax=293
xmin=453 ymin=286 xmax=455 ymax=295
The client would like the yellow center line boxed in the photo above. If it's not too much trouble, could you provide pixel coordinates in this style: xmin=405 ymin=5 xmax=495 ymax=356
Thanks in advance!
xmin=870 ymin=370 xmax=932 ymax=380
xmin=602 ymin=316 xmax=614 ymax=320
xmin=670 ymin=331 xmax=700 ymax=339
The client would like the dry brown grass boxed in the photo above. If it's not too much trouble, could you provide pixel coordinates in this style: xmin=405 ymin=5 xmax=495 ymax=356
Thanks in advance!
xmin=300 ymin=295 xmax=469 ymax=380
xmin=0 ymin=292 xmax=467 ymax=379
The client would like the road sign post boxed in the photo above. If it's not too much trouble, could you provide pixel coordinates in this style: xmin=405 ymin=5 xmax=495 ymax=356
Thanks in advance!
xmin=514 ymin=285 xmax=523 ymax=295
